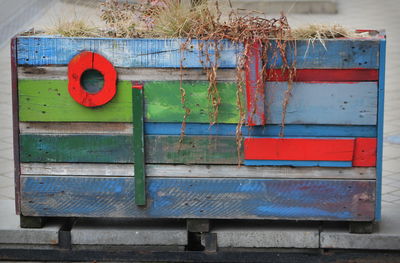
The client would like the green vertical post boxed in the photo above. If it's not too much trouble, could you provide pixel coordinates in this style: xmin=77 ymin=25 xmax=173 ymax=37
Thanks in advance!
xmin=132 ymin=83 xmax=146 ymax=205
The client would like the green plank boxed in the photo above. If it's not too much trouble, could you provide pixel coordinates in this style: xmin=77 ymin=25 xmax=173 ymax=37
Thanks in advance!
xmin=132 ymin=84 xmax=146 ymax=205
xmin=20 ymin=134 xmax=240 ymax=164
xmin=18 ymin=79 xmax=240 ymax=123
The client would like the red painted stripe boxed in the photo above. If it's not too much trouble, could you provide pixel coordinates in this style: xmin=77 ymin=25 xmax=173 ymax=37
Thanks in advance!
xmin=244 ymin=138 xmax=355 ymax=161
xmin=353 ymin=138 xmax=377 ymax=167
xmin=266 ymin=69 xmax=378 ymax=82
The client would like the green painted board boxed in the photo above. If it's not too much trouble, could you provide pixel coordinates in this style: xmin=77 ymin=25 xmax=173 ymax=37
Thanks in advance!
xmin=20 ymin=134 xmax=241 ymax=164
xmin=18 ymin=80 xmax=240 ymax=123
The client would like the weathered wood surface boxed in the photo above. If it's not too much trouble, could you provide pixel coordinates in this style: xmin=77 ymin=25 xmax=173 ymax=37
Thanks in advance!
xmin=18 ymin=67 xmax=237 ymax=81
xmin=18 ymin=67 xmax=378 ymax=82
xmin=19 ymin=80 xmax=377 ymax=125
xmin=376 ymin=38 xmax=386 ymax=220
xmin=244 ymin=160 xmax=352 ymax=167
xmin=19 ymin=122 xmax=377 ymax=137
xmin=16 ymin=37 xmax=379 ymax=69
xmin=19 ymin=80 xmax=240 ymax=123
xmin=20 ymin=163 xmax=376 ymax=179
xmin=265 ymin=82 xmax=377 ymax=125
xmin=132 ymin=84 xmax=146 ymax=205
xmin=20 ymin=134 xmax=240 ymax=164
xmin=353 ymin=138 xmax=377 ymax=167
xmin=20 ymin=176 xmax=375 ymax=220
xmin=244 ymin=138 xmax=355 ymax=161
xmin=17 ymin=37 xmax=241 ymax=68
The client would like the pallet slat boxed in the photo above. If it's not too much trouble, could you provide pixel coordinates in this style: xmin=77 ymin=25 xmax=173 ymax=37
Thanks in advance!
xmin=20 ymin=163 xmax=376 ymax=179
xmin=19 ymin=80 xmax=378 ymax=125
xmin=16 ymin=37 xmax=379 ymax=69
xmin=20 ymin=176 xmax=375 ymax=220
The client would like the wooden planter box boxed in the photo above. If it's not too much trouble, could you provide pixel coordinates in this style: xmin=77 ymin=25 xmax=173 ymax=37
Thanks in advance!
xmin=11 ymin=33 xmax=386 ymax=225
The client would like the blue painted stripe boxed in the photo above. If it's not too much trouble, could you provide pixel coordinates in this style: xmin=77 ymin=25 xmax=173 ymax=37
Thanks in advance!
xmin=244 ymin=160 xmax=352 ymax=167
xmin=145 ymin=123 xmax=377 ymax=137
xmin=20 ymin=176 xmax=375 ymax=220
xmin=376 ymin=38 xmax=386 ymax=221
xmin=16 ymin=37 xmax=379 ymax=69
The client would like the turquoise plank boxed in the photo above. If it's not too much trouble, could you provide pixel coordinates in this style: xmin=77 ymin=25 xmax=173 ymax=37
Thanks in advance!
xmin=244 ymin=160 xmax=352 ymax=167
xmin=376 ymin=38 xmax=386 ymax=221
xmin=21 ymin=176 xmax=375 ymax=220
xmin=16 ymin=37 xmax=241 ymax=68
xmin=16 ymin=37 xmax=379 ymax=68
xmin=266 ymin=82 xmax=377 ymax=125
xmin=145 ymin=123 xmax=377 ymax=137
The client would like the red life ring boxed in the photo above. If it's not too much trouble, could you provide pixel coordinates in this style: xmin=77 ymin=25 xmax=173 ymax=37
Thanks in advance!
xmin=68 ymin=51 xmax=117 ymax=107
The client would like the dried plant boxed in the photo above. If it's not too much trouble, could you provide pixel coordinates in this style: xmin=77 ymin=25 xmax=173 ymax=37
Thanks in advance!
xmin=47 ymin=18 xmax=101 ymax=37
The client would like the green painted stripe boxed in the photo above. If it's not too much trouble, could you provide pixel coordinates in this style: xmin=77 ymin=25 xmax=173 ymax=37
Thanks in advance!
xmin=132 ymin=85 xmax=146 ymax=205
xmin=19 ymin=79 xmax=240 ymax=123
xmin=20 ymin=134 xmax=240 ymax=164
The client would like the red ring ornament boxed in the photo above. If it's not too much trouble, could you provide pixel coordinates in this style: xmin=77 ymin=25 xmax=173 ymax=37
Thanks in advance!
xmin=68 ymin=51 xmax=117 ymax=107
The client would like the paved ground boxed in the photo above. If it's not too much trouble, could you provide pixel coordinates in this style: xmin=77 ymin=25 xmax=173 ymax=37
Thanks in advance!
xmin=0 ymin=0 xmax=399 ymax=209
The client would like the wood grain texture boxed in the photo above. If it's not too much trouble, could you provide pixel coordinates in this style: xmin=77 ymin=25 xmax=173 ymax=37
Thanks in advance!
xmin=17 ymin=67 xmax=378 ymax=82
xmin=19 ymin=80 xmax=377 ymax=125
xmin=18 ymin=67 xmax=237 ymax=81
xmin=353 ymin=138 xmax=377 ymax=167
xmin=244 ymin=160 xmax=352 ymax=167
xmin=246 ymin=42 xmax=265 ymax=125
xmin=16 ymin=37 xmax=379 ymax=69
xmin=132 ymin=84 xmax=146 ymax=205
xmin=244 ymin=138 xmax=355 ymax=161
xmin=20 ymin=176 xmax=375 ymax=220
xmin=11 ymin=36 xmax=21 ymax=214
xmin=376 ymin=38 xmax=386 ymax=220
xmin=20 ymin=134 xmax=240 ymax=164
xmin=16 ymin=37 xmax=241 ymax=68
xmin=18 ymin=80 xmax=240 ymax=123
xmin=19 ymin=122 xmax=377 ymax=137
xmin=265 ymin=82 xmax=377 ymax=125
xmin=20 ymin=163 xmax=376 ymax=179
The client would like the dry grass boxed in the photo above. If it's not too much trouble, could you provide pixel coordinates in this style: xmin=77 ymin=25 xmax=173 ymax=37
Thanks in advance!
xmin=46 ymin=18 xmax=101 ymax=37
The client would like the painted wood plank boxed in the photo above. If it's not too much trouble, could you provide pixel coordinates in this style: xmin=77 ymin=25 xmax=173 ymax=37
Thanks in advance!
xmin=18 ymin=80 xmax=240 ymax=123
xmin=20 ymin=176 xmax=375 ymax=220
xmin=265 ymin=82 xmax=377 ymax=125
xmin=20 ymin=163 xmax=376 ymax=179
xmin=132 ymin=83 xmax=146 ymax=205
xmin=16 ymin=37 xmax=241 ymax=68
xmin=376 ymin=38 xmax=386 ymax=220
xmin=16 ymin=37 xmax=379 ymax=69
xmin=244 ymin=138 xmax=355 ymax=161
xmin=20 ymin=134 xmax=240 ymax=164
xmin=246 ymin=42 xmax=265 ymax=125
xmin=266 ymin=69 xmax=379 ymax=82
xmin=19 ymin=80 xmax=378 ymax=125
xmin=18 ymin=67 xmax=237 ymax=81
xmin=244 ymin=160 xmax=352 ymax=167
xmin=18 ymin=67 xmax=378 ymax=82
xmin=353 ymin=138 xmax=377 ymax=167
xmin=19 ymin=122 xmax=377 ymax=137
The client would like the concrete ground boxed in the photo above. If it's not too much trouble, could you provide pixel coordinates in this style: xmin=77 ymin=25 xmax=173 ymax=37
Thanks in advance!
xmin=0 ymin=0 xmax=399 ymax=252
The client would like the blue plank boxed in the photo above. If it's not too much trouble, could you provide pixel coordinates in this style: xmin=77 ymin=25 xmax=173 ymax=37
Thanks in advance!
xmin=376 ymin=38 xmax=386 ymax=221
xmin=16 ymin=37 xmax=379 ymax=68
xmin=17 ymin=37 xmax=241 ymax=68
xmin=145 ymin=123 xmax=377 ymax=137
xmin=268 ymin=39 xmax=379 ymax=69
xmin=20 ymin=176 xmax=375 ymax=221
xmin=266 ymin=82 xmax=377 ymax=125
xmin=244 ymin=160 xmax=352 ymax=167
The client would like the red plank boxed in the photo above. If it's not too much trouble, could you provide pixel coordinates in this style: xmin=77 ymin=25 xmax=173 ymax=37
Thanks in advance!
xmin=353 ymin=138 xmax=377 ymax=167
xmin=244 ymin=138 xmax=355 ymax=161
xmin=266 ymin=69 xmax=378 ymax=82
xmin=245 ymin=42 xmax=266 ymax=126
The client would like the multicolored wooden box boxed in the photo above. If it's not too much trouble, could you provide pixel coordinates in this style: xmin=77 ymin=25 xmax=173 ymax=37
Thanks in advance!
xmin=11 ymin=32 xmax=386 ymax=224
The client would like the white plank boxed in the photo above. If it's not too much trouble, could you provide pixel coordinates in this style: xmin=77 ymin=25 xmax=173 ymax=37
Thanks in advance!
xmin=21 ymin=163 xmax=376 ymax=179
